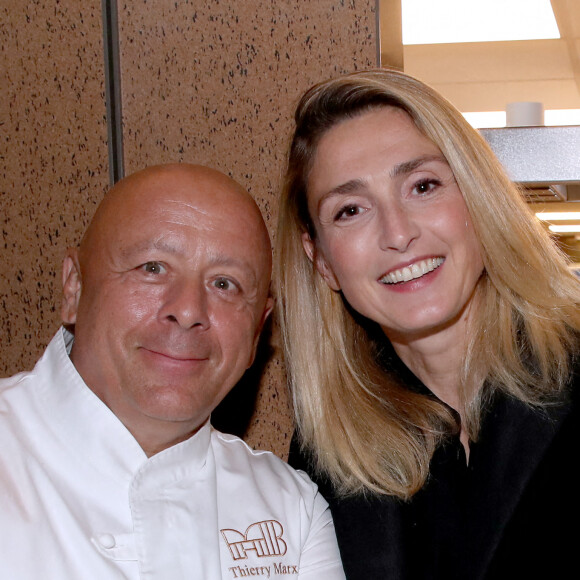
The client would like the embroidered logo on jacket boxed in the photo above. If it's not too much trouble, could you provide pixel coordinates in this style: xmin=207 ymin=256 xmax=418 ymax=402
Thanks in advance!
xmin=221 ymin=520 xmax=287 ymax=560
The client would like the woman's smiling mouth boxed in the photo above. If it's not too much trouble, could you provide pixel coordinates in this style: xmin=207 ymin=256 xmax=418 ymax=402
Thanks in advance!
xmin=380 ymin=257 xmax=444 ymax=284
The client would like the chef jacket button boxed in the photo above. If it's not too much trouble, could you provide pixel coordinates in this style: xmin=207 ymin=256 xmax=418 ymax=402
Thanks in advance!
xmin=97 ymin=533 xmax=116 ymax=549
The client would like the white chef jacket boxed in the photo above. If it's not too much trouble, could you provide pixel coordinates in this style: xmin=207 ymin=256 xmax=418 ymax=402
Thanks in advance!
xmin=0 ymin=328 xmax=345 ymax=579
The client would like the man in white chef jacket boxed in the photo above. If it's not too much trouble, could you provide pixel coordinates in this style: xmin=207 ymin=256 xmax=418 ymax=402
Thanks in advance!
xmin=0 ymin=163 xmax=345 ymax=579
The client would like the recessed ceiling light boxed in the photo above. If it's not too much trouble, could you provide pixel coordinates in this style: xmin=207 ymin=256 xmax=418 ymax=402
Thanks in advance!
xmin=402 ymin=0 xmax=559 ymax=45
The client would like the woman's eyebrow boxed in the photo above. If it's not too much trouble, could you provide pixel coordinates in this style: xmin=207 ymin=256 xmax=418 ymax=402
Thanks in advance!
xmin=317 ymin=178 xmax=368 ymax=207
xmin=389 ymin=155 xmax=447 ymax=178
xmin=316 ymin=155 xmax=449 ymax=210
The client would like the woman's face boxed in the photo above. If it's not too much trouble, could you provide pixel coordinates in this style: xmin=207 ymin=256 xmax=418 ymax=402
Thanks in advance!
xmin=303 ymin=106 xmax=484 ymax=342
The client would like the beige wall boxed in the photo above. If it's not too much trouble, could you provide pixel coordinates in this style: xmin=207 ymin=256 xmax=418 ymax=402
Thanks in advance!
xmin=404 ymin=39 xmax=580 ymax=112
xmin=1 ymin=0 xmax=377 ymax=458
xmin=1 ymin=0 xmax=110 ymax=374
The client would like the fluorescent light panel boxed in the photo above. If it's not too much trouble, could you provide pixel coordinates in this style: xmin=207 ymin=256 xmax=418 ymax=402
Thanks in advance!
xmin=549 ymin=225 xmax=580 ymax=233
xmin=463 ymin=110 xmax=580 ymax=129
xmin=536 ymin=212 xmax=580 ymax=221
xmin=402 ymin=0 xmax=559 ymax=45
xmin=463 ymin=111 xmax=507 ymax=129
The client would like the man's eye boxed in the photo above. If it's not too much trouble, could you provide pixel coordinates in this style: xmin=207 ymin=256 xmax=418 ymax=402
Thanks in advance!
xmin=142 ymin=262 xmax=165 ymax=274
xmin=213 ymin=277 xmax=237 ymax=292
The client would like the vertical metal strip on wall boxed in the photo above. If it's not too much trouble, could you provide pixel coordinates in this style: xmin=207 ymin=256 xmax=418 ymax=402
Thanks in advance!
xmin=377 ymin=0 xmax=404 ymax=70
xmin=375 ymin=0 xmax=382 ymax=66
xmin=102 ymin=0 xmax=124 ymax=185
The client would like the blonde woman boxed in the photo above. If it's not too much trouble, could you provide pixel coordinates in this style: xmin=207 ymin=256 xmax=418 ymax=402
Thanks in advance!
xmin=276 ymin=69 xmax=580 ymax=579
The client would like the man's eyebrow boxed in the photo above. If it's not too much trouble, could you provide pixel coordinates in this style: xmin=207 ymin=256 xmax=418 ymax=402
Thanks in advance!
xmin=389 ymin=154 xmax=447 ymax=178
xmin=208 ymin=253 xmax=258 ymax=281
xmin=123 ymin=243 xmax=256 ymax=269
xmin=208 ymin=253 xmax=251 ymax=269
xmin=120 ymin=240 xmax=180 ymax=257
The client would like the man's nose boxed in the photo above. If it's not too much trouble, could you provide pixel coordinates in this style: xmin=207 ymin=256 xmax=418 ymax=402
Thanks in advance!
xmin=160 ymin=278 xmax=210 ymax=330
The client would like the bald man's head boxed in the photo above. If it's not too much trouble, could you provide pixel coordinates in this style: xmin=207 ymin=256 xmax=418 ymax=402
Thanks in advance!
xmin=79 ymin=164 xmax=270 ymax=272
xmin=61 ymin=163 xmax=273 ymax=455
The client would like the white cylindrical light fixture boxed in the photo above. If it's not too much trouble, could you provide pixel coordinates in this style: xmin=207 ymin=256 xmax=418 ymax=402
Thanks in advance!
xmin=506 ymin=102 xmax=544 ymax=127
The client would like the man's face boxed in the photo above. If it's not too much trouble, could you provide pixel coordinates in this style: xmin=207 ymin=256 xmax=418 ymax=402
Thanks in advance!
xmin=62 ymin=167 xmax=272 ymax=452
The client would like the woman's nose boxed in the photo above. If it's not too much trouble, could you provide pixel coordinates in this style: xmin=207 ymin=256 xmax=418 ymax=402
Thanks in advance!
xmin=377 ymin=201 xmax=420 ymax=253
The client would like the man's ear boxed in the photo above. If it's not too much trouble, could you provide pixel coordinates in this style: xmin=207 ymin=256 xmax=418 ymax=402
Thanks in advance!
xmin=61 ymin=249 xmax=82 ymax=324
xmin=247 ymin=295 xmax=275 ymax=368
xmin=301 ymin=231 xmax=341 ymax=291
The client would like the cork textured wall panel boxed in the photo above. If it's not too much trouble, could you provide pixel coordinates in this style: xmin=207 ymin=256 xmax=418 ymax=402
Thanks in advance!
xmin=1 ymin=0 xmax=110 ymax=376
xmin=118 ymin=0 xmax=377 ymax=457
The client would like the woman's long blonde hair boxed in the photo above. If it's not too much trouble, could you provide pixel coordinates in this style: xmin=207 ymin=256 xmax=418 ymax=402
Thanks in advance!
xmin=275 ymin=69 xmax=580 ymax=499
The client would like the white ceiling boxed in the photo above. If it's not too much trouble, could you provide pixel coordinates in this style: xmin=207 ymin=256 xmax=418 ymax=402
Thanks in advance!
xmin=382 ymin=0 xmax=580 ymax=113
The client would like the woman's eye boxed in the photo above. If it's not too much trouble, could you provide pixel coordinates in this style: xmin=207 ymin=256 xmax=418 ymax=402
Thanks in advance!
xmin=335 ymin=205 xmax=362 ymax=221
xmin=142 ymin=261 xmax=165 ymax=274
xmin=413 ymin=179 xmax=440 ymax=196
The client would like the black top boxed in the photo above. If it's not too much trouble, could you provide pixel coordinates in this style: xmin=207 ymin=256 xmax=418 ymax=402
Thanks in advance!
xmin=289 ymin=353 xmax=580 ymax=579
